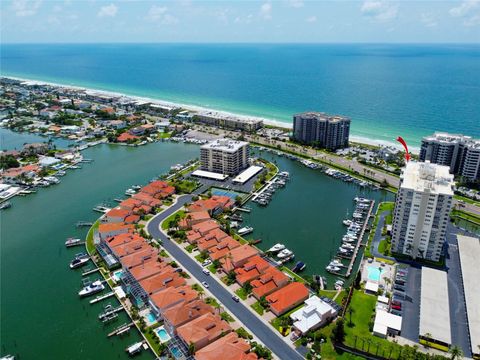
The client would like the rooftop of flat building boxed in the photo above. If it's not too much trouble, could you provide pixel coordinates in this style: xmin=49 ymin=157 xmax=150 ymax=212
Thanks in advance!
xmin=294 ymin=112 xmax=350 ymax=122
xmin=400 ymin=161 xmax=454 ymax=195
xmin=423 ymin=132 xmax=480 ymax=147
xmin=201 ymin=138 xmax=249 ymax=152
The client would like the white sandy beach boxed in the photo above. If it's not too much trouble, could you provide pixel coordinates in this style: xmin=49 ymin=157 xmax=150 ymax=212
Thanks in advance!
xmin=5 ymin=75 xmax=419 ymax=153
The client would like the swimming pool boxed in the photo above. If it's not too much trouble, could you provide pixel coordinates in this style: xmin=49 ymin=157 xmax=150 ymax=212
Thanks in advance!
xmin=146 ymin=312 xmax=156 ymax=323
xmin=155 ymin=326 xmax=171 ymax=343
xmin=113 ymin=270 xmax=123 ymax=282
xmin=367 ymin=266 xmax=382 ymax=282
xmin=171 ymin=346 xmax=182 ymax=359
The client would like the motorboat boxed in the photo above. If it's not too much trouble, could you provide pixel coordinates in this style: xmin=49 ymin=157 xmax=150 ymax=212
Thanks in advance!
xmin=126 ymin=342 xmax=144 ymax=356
xmin=326 ymin=265 xmax=341 ymax=273
xmin=335 ymin=279 xmax=345 ymax=286
xmin=338 ymin=247 xmax=352 ymax=255
xmin=277 ymin=248 xmax=293 ymax=259
xmin=341 ymin=243 xmax=355 ymax=250
xmin=131 ymin=185 xmax=141 ymax=190
xmin=78 ymin=280 xmax=105 ymax=297
xmin=342 ymin=219 xmax=352 ymax=226
xmin=291 ymin=261 xmax=306 ymax=273
xmin=125 ymin=188 xmax=136 ymax=196
xmin=65 ymin=237 xmax=82 ymax=247
xmin=267 ymin=243 xmax=285 ymax=253
xmin=70 ymin=256 xmax=90 ymax=269
xmin=238 ymin=226 xmax=253 ymax=236
xmin=329 ymin=259 xmax=344 ymax=267
xmin=230 ymin=221 xmax=239 ymax=229
xmin=0 ymin=355 xmax=15 ymax=360
xmin=0 ymin=201 xmax=12 ymax=210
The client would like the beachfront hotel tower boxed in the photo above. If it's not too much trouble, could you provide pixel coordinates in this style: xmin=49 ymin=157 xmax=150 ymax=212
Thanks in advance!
xmin=200 ymin=139 xmax=249 ymax=176
xmin=420 ymin=132 xmax=480 ymax=182
xmin=391 ymin=161 xmax=454 ymax=262
xmin=292 ymin=112 xmax=350 ymax=150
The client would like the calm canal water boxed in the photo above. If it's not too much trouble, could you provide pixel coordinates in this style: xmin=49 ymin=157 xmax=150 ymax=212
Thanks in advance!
xmin=1 ymin=139 xmax=199 ymax=359
xmin=245 ymin=148 xmax=395 ymax=286
xmin=1 ymin=133 xmax=393 ymax=358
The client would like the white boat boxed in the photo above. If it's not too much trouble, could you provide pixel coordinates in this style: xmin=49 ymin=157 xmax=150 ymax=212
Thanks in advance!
xmin=335 ymin=280 xmax=345 ymax=286
xmin=341 ymin=243 xmax=355 ymax=250
xmin=267 ymin=243 xmax=285 ymax=253
xmin=342 ymin=235 xmax=356 ymax=242
xmin=65 ymin=237 xmax=82 ymax=247
xmin=338 ymin=247 xmax=352 ymax=254
xmin=329 ymin=259 xmax=344 ymax=267
xmin=1 ymin=355 xmax=15 ymax=360
xmin=126 ymin=341 xmax=143 ymax=356
xmin=326 ymin=265 xmax=341 ymax=273
xmin=131 ymin=185 xmax=141 ymax=190
xmin=238 ymin=226 xmax=253 ymax=236
xmin=70 ymin=256 xmax=90 ymax=269
xmin=342 ymin=219 xmax=352 ymax=226
xmin=277 ymin=248 xmax=293 ymax=259
xmin=230 ymin=221 xmax=239 ymax=229
xmin=44 ymin=176 xmax=60 ymax=184
xmin=78 ymin=280 xmax=105 ymax=297
xmin=125 ymin=188 xmax=136 ymax=196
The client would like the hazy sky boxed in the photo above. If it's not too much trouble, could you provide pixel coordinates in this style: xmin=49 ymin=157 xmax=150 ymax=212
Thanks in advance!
xmin=1 ymin=0 xmax=479 ymax=43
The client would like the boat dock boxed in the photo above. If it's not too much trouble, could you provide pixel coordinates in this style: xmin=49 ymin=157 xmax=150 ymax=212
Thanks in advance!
xmin=82 ymin=267 xmax=100 ymax=276
xmin=235 ymin=207 xmax=251 ymax=213
xmin=345 ymin=200 xmax=375 ymax=278
xmin=108 ymin=322 xmax=134 ymax=337
xmin=98 ymin=305 xmax=124 ymax=321
xmin=89 ymin=291 xmax=115 ymax=304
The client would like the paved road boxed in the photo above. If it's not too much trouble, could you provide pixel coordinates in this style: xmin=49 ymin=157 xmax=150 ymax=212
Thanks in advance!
xmin=371 ymin=210 xmax=395 ymax=261
xmin=147 ymin=195 xmax=304 ymax=360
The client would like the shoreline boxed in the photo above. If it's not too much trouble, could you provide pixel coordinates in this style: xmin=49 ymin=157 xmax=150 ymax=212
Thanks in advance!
xmin=3 ymin=75 xmax=419 ymax=153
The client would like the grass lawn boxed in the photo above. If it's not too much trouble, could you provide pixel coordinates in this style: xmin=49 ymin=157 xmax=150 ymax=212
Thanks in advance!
xmin=161 ymin=210 xmax=185 ymax=230
xmin=170 ymin=179 xmax=199 ymax=194
xmin=451 ymin=209 xmax=480 ymax=225
xmin=143 ymin=326 xmax=165 ymax=356
xmin=235 ymin=288 xmax=248 ymax=300
xmin=343 ymin=290 xmax=404 ymax=358
xmin=220 ymin=312 xmax=235 ymax=323
xmin=251 ymin=301 xmax=266 ymax=315
xmin=281 ymin=267 xmax=307 ymax=284
xmin=195 ymin=253 xmax=209 ymax=263
xmin=205 ymin=297 xmax=220 ymax=308
xmin=185 ymin=244 xmax=196 ymax=253
xmin=207 ymin=264 xmax=217 ymax=274
xmin=378 ymin=239 xmax=388 ymax=254
xmin=86 ymin=220 xmax=100 ymax=254
xmin=318 ymin=289 xmax=346 ymax=306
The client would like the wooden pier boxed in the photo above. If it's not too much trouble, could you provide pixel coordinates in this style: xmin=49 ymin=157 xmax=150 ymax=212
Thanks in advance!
xmin=76 ymin=221 xmax=93 ymax=227
xmin=82 ymin=267 xmax=100 ymax=276
xmin=345 ymin=200 xmax=375 ymax=278
xmin=108 ymin=322 xmax=134 ymax=337
xmin=235 ymin=207 xmax=251 ymax=213
xmin=90 ymin=291 xmax=115 ymax=304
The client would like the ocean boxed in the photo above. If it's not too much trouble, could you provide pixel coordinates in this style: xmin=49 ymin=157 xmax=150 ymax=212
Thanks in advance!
xmin=1 ymin=43 xmax=479 ymax=146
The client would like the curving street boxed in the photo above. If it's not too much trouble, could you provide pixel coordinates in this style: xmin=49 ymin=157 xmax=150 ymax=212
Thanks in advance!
xmin=147 ymin=195 xmax=304 ymax=360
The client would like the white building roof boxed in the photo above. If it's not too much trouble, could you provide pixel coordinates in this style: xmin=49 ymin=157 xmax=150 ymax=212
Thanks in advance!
xmin=201 ymin=138 xmax=248 ymax=153
xmin=232 ymin=166 xmax=263 ymax=184
xmin=365 ymin=281 xmax=379 ymax=293
xmin=191 ymin=170 xmax=228 ymax=181
xmin=374 ymin=309 xmax=402 ymax=332
xmin=378 ymin=295 xmax=389 ymax=304
xmin=400 ymin=161 xmax=454 ymax=196
xmin=39 ymin=156 xmax=61 ymax=166
xmin=420 ymin=267 xmax=451 ymax=345
xmin=290 ymin=296 xmax=336 ymax=334
xmin=457 ymin=235 xmax=480 ymax=354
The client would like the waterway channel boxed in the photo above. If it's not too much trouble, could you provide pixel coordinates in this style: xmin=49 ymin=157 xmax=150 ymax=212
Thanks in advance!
xmin=1 ymin=133 xmax=393 ymax=359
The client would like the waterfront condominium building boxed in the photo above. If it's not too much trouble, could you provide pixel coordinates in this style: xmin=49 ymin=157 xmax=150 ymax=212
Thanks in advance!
xmin=420 ymin=132 xmax=480 ymax=182
xmin=200 ymin=139 xmax=249 ymax=176
xmin=391 ymin=161 xmax=454 ymax=262
xmin=292 ymin=112 xmax=350 ymax=150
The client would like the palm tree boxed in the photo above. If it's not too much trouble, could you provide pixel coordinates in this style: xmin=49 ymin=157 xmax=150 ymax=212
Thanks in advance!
xmin=348 ymin=307 xmax=355 ymax=326
xmin=449 ymin=345 xmax=463 ymax=360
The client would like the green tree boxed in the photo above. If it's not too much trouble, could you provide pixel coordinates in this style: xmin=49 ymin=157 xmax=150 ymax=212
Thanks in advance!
xmin=449 ymin=345 xmax=463 ymax=360
xmin=0 ymin=155 xmax=20 ymax=169
xmin=331 ymin=319 xmax=345 ymax=343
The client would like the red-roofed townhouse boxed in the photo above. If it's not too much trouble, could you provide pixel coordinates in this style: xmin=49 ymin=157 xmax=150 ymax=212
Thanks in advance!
xmin=219 ymin=245 xmax=259 ymax=273
xmin=98 ymin=222 xmax=135 ymax=240
xmin=208 ymin=237 xmax=241 ymax=262
xmin=177 ymin=313 xmax=232 ymax=351
xmin=234 ymin=256 xmax=271 ymax=286
xmin=266 ymin=282 xmax=309 ymax=316
xmin=251 ymin=266 xmax=289 ymax=300
xmin=194 ymin=332 xmax=258 ymax=360
xmin=163 ymin=300 xmax=215 ymax=336
xmin=149 ymin=286 xmax=199 ymax=318
xmin=105 ymin=207 xmax=132 ymax=223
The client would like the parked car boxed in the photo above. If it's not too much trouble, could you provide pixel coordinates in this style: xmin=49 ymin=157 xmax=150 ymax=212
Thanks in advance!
xmin=394 ymin=284 xmax=405 ymax=292
xmin=201 ymin=281 xmax=209 ymax=289
xmin=391 ymin=304 xmax=402 ymax=311
xmin=391 ymin=309 xmax=402 ymax=316
xmin=395 ymin=279 xmax=406 ymax=286
xmin=393 ymin=291 xmax=405 ymax=299
xmin=202 ymin=260 xmax=212 ymax=267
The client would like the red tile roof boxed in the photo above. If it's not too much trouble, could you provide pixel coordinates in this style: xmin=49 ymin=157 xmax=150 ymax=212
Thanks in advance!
xmin=234 ymin=256 xmax=271 ymax=286
xmin=111 ymin=240 xmax=150 ymax=258
xmin=251 ymin=266 xmax=289 ymax=299
xmin=117 ymin=132 xmax=139 ymax=142
xmin=163 ymin=300 xmax=215 ymax=330
xmin=177 ymin=313 xmax=232 ymax=351
xmin=266 ymin=282 xmax=309 ymax=316
xmin=194 ymin=332 xmax=257 ymax=360
xmin=106 ymin=233 xmax=145 ymax=248
xmin=128 ymin=260 xmax=169 ymax=282
xmin=150 ymin=285 xmax=198 ymax=311
xmin=187 ymin=196 xmax=234 ymax=213
xmin=119 ymin=248 xmax=157 ymax=269
xmin=220 ymin=245 xmax=259 ymax=273
xmin=105 ymin=207 xmax=131 ymax=221
xmin=208 ymin=237 xmax=241 ymax=261
xmin=139 ymin=267 xmax=185 ymax=295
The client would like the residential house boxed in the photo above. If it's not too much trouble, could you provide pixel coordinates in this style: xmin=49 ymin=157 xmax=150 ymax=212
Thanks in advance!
xmin=179 ymin=211 xmax=211 ymax=230
xmin=197 ymin=229 xmax=230 ymax=252
xmin=105 ymin=207 xmax=132 ymax=223
xmin=208 ymin=237 xmax=241 ymax=262
xmin=177 ymin=313 xmax=232 ymax=351
xmin=98 ymin=222 xmax=135 ymax=240
xmin=266 ymin=282 xmax=309 ymax=316
xmin=149 ymin=286 xmax=199 ymax=318
xmin=290 ymin=296 xmax=338 ymax=335
xmin=194 ymin=332 xmax=258 ymax=360
xmin=235 ymin=256 xmax=271 ymax=286
xmin=186 ymin=220 xmax=221 ymax=245
xmin=117 ymin=132 xmax=139 ymax=143
xmin=187 ymin=196 xmax=234 ymax=215
xmin=220 ymin=245 xmax=259 ymax=273
xmin=119 ymin=248 xmax=157 ymax=269
xmin=163 ymin=300 xmax=216 ymax=336
xmin=251 ymin=266 xmax=289 ymax=299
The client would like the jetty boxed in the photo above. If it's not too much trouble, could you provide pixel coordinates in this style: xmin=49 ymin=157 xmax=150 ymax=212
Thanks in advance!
xmin=108 ymin=322 xmax=134 ymax=337
xmin=235 ymin=207 xmax=251 ymax=213
xmin=89 ymin=291 xmax=115 ymax=304
xmin=76 ymin=221 xmax=93 ymax=227
xmin=82 ymin=267 xmax=100 ymax=276
xmin=345 ymin=200 xmax=375 ymax=277
xmin=98 ymin=305 xmax=124 ymax=321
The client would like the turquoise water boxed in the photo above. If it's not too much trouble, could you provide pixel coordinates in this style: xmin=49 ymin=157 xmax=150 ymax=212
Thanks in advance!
xmin=171 ymin=346 xmax=182 ymax=359
xmin=0 ymin=127 xmax=73 ymax=151
xmin=147 ymin=312 xmax=156 ymax=323
xmin=368 ymin=266 xmax=382 ymax=282
xmin=155 ymin=327 xmax=170 ymax=342
xmin=2 ymin=44 xmax=479 ymax=145
xmin=113 ymin=270 xmax=124 ymax=282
